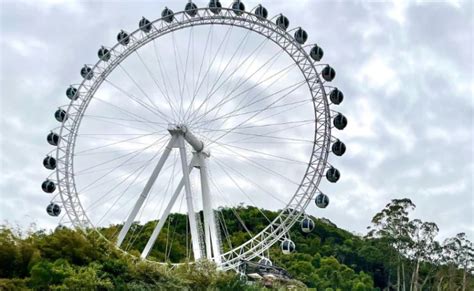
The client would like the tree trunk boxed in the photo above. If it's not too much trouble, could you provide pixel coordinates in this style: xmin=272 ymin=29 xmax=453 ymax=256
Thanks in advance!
xmin=413 ymin=259 xmax=420 ymax=291
xmin=397 ymin=262 xmax=401 ymax=291
xmin=388 ymin=270 xmax=392 ymax=291
xmin=437 ymin=276 xmax=444 ymax=291
xmin=402 ymin=261 xmax=406 ymax=291
xmin=462 ymin=266 xmax=467 ymax=291
xmin=410 ymin=267 xmax=414 ymax=291
xmin=419 ymin=268 xmax=434 ymax=290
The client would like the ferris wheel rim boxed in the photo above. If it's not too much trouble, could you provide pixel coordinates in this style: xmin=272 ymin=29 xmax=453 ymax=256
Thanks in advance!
xmin=53 ymin=6 xmax=332 ymax=271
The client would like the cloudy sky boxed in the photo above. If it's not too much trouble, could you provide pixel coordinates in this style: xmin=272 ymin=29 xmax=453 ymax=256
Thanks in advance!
xmin=0 ymin=0 xmax=472 ymax=245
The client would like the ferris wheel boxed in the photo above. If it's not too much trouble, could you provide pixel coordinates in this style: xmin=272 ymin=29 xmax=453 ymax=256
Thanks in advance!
xmin=42 ymin=0 xmax=347 ymax=271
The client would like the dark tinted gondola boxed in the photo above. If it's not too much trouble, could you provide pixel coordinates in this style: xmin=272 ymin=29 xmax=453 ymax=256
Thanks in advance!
xmin=332 ymin=140 xmax=346 ymax=156
xmin=98 ymin=46 xmax=110 ymax=62
xmin=185 ymin=1 xmax=198 ymax=17
xmin=276 ymin=15 xmax=289 ymax=31
xmin=333 ymin=113 xmax=348 ymax=130
xmin=42 ymin=179 xmax=56 ymax=193
xmin=162 ymin=7 xmax=174 ymax=23
xmin=139 ymin=17 xmax=152 ymax=33
xmin=43 ymin=156 xmax=57 ymax=170
xmin=326 ymin=167 xmax=340 ymax=183
xmin=54 ymin=109 xmax=68 ymax=122
xmin=321 ymin=65 xmax=336 ymax=82
xmin=117 ymin=30 xmax=130 ymax=46
xmin=209 ymin=0 xmax=222 ymax=14
xmin=232 ymin=1 xmax=245 ymax=16
xmin=47 ymin=132 xmax=59 ymax=146
xmin=46 ymin=203 xmax=61 ymax=216
xmin=315 ymin=193 xmax=329 ymax=208
xmin=80 ymin=65 xmax=93 ymax=80
xmin=294 ymin=27 xmax=308 ymax=44
xmin=255 ymin=5 xmax=268 ymax=19
xmin=66 ymin=86 xmax=78 ymax=100
xmin=329 ymin=88 xmax=344 ymax=105
xmin=310 ymin=45 xmax=324 ymax=61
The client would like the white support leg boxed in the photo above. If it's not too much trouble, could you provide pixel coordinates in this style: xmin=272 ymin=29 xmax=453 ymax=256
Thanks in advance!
xmin=178 ymin=136 xmax=203 ymax=260
xmin=140 ymin=156 xmax=196 ymax=259
xmin=198 ymin=153 xmax=222 ymax=264
xmin=198 ymin=154 xmax=212 ymax=259
xmin=116 ymin=136 xmax=177 ymax=247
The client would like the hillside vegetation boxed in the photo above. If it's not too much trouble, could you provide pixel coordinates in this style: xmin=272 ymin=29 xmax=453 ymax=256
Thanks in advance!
xmin=0 ymin=199 xmax=472 ymax=290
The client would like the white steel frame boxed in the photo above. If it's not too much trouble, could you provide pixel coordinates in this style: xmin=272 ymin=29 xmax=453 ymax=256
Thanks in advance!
xmin=53 ymin=7 xmax=332 ymax=271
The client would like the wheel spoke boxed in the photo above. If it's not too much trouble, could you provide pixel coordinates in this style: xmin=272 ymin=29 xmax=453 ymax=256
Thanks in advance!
xmin=134 ymin=50 xmax=179 ymax=121
xmin=53 ymin=10 xmax=332 ymax=270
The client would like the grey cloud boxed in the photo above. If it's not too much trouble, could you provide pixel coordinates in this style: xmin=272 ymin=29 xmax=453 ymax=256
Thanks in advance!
xmin=1 ymin=0 xmax=472 ymax=243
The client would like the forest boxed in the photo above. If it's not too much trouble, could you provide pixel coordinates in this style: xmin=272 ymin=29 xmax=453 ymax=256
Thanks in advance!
xmin=0 ymin=198 xmax=472 ymax=290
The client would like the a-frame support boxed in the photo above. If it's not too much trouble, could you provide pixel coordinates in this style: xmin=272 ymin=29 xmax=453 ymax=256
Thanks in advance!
xmin=198 ymin=152 xmax=221 ymax=264
xmin=117 ymin=124 xmax=221 ymax=263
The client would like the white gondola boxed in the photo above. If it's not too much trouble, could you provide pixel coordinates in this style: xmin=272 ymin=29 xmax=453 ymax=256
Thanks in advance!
xmin=300 ymin=217 xmax=315 ymax=233
xmin=281 ymin=239 xmax=295 ymax=254
xmin=258 ymin=257 xmax=272 ymax=266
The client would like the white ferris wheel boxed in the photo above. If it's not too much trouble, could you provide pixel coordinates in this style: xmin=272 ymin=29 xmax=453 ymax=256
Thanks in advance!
xmin=42 ymin=0 xmax=348 ymax=271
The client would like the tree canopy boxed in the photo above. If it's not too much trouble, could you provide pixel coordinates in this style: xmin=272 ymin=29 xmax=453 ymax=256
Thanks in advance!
xmin=0 ymin=200 xmax=472 ymax=290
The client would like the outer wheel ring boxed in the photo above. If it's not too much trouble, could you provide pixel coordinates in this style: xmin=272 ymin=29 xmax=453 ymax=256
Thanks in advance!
xmin=54 ymin=7 xmax=332 ymax=271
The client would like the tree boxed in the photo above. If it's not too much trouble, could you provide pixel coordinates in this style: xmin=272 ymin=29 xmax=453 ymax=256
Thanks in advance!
xmin=444 ymin=233 xmax=474 ymax=291
xmin=311 ymin=256 xmax=373 ymax=290
xmin=0 ymin=227 xmax=20 ymax=278
xmin=406 ymin=219 xmax=440 ymax=291
xmin=0 ymin=205 xmax=472 ymax=289
xmin=367 ymin=198 xmax=416 ymax=291
xmin=29 ymin=259 xmax=74 ymax=289
xmin=61 ymin=263 xmax=114 ymax=290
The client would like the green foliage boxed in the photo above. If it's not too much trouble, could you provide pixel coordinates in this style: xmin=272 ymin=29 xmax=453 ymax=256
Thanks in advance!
xmin=29 ymin=259 xmax=73 ymax=289
xmin=0 ymin=227 xmax=20 ymax=278
xmin=60 ymin=263 xmax=114 ymax=290
xmin=0 ymin=278 xmax=29 ymax=290
xmin=273 ymin=252 xmax=373 ymax=290
xmin=0 ymin=204 xmax=471 ymax=290
xmin=174 ymin=260 xmax=248 ymax=290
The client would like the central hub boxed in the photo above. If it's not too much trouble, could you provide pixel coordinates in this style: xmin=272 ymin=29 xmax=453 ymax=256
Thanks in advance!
xmin=167 ymin=124 xmax=205 ymax=153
